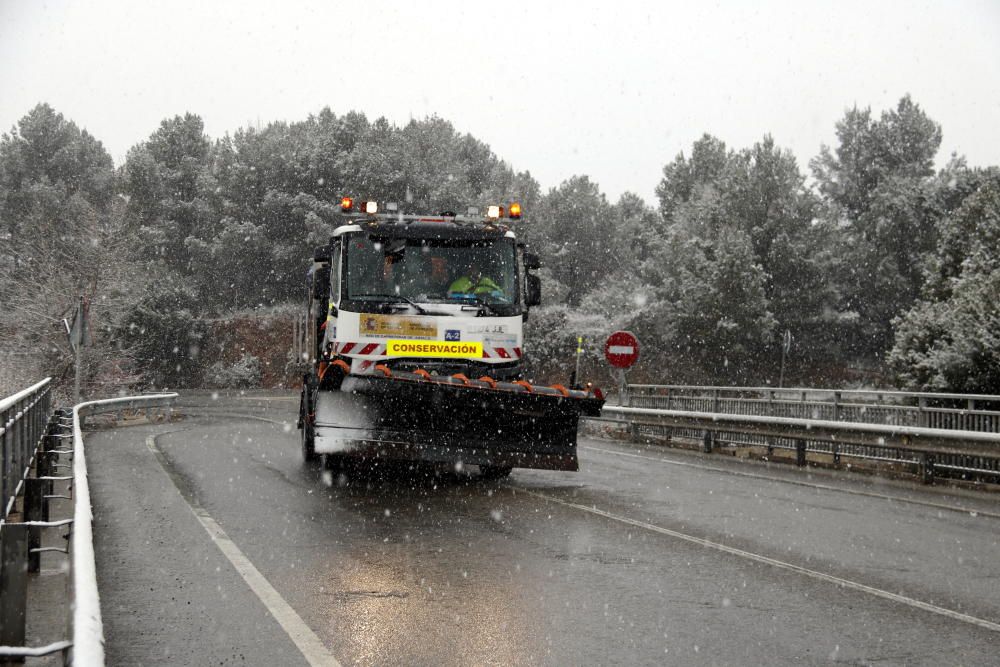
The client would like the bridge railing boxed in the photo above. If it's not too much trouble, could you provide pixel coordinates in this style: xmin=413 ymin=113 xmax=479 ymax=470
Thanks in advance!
xmin=1 ymin=378 xmax=53 ymax=523
xmin=599 ymin=400 xmax=1000 ymax=485
xmin=0 ymin=383 xmax=177 ymax=666
xmin=621 ymin=385 xmax=1000 ymax=433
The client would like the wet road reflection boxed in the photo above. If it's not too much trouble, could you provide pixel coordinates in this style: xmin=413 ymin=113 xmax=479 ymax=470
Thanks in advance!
xmin=151 ymin=394 xmax=1000 ymax=666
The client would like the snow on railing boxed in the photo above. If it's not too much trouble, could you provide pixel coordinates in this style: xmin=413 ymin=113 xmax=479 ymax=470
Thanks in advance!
xmin=0 ymin=377 xmax=51 ymax=415
xmin=625 ymin=384 xmax=1000 ymax=404
xmin=0 ymin=386 xmax=177 ymax=665
xmin=599 ymin=403 xmax=1000 ymax=483
xmin=602 ymin=404 xmax=1000 ymax=443
xmin=70 ymin=393 xmax=178 ymax=666
xmin=622 ymin=385 xmax=1000 ymax=433
xmin=1 ymin=378 xmax=52 ymax=520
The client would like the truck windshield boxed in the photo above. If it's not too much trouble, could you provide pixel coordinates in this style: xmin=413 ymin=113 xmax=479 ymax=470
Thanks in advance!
xmin=344 ymin=234 xmax=519 ymax=308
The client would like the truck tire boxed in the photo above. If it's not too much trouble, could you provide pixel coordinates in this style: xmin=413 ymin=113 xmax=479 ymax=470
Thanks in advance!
xmin=479 ymin=465 xmax=513 ymax=480
xmin=301 ymin=418 xmax=318 ymax=463
xmin=322 ymin=453 xmax=349 ymax=475
xmin=300 ymin=387 xmax=318 ymax=463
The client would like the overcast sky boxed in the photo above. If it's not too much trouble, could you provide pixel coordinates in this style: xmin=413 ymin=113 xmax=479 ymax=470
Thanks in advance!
xmin=2 ymin=0 xmax=998 ymax=204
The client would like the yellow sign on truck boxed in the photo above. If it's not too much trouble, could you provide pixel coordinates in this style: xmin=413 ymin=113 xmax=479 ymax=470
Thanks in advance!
xmin=386 ymin=340 xmax=483 ymax=359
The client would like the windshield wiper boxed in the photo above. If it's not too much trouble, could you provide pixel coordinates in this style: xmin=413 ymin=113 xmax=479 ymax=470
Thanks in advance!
xmin=354 ymin=293 xmax=429 ymax=315
xmin=458 ymin=297 xmax=501 ymax=316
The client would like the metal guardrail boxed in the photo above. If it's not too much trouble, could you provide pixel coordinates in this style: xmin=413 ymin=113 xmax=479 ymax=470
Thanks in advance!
xmin=599 ymin=403 xmax=1000 ymax=484
xmin=623 ymin=385 xmax=1000 ymax=433
xmin=1 ymin=378 xmax=53 ymax=522
xmin=70 ymin=394 xmax=178 ymax=666
xmin=0 ymin=385 xmax=177 ymax=666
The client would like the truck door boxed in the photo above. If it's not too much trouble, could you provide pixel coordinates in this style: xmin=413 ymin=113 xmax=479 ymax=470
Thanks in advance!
xmin=324 ymin=240 xmax=342 ymax=350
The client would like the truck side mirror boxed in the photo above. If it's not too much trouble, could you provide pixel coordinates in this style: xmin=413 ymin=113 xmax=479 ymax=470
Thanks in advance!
xmin=313 ymin=266 xmax=330 ymax=300
xmin=526 ymin=274 xmax=541 ymax=307
xmin=313 ymin=245 xmax=331 ymax=262
xmin=524 ymin=252 xmax=541 ymax=271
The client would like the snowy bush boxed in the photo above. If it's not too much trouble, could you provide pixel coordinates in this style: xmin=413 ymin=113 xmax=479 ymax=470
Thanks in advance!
xmin=118 ymin=283 xmax=207 ymax=388
xmin=205 ymin=353 xmax=262 ymax=389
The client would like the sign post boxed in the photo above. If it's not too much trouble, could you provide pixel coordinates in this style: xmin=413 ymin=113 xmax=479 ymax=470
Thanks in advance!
xmin=604 ymin=330 xmax=640 ymax=406
xmin=779 ymin=329 xmax=792 ymax=388
xmin=67 ymin=296 xmax=89 ymax=404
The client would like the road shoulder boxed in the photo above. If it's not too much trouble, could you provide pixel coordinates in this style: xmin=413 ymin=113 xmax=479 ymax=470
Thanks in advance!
xmin=87 ymin=423 xmax=315 ymax=666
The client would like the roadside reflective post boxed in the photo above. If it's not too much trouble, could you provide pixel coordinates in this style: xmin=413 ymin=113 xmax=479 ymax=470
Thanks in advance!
xmin=573 ymin=336 xmax=583 ymax=390
xmin=922 ymin=452 xmax=936 ymax=484
xmin=795 ymin=439 xmax=807 ymax=467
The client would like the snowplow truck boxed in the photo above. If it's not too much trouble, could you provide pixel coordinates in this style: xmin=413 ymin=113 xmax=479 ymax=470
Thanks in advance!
xmin=297 ymin=199 xmax=604 ymax=478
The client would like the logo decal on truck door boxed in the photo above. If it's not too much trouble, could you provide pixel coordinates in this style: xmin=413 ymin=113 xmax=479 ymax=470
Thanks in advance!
xmin=359 ymin=314 xmax=437 ymax=339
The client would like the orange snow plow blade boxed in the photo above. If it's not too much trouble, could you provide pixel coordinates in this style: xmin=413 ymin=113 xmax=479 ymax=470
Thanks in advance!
xmin=312 ymin=367 xmax=604 ymax=471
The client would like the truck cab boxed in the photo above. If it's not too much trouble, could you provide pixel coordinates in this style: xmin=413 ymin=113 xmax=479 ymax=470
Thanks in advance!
xmin=308 ymin=202 xmax=541 ymax=382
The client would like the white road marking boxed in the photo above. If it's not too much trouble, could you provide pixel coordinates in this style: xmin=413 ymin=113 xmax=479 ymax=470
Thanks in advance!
xmin=518 ymin=487 xmax=1000 ymax=634
xmin=186 ymin=411 xmax=291 ymax=427
xmin=235 ymin=396 xmax=299 ymax=401
xmin=146 ymin=435 xmax=341 ymax=667
xmin=581 ymin=443 xmax=1000 ymax=519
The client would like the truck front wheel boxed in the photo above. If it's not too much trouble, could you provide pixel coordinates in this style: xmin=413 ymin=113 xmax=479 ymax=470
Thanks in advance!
xmin=322 ymin=453 xmax=349 ymax=476
xmin=300 ymin=387 xmax=318 ymax=464
xmin=301 ymin=419 xmax=318 ymax=463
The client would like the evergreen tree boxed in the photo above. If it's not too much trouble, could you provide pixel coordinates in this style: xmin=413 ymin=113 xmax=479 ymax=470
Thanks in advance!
xmin=811 ymin=95 xmax=943 ymax=360
xmin=530 ymin=176 xmax=619 ymax=307
xmin=0 ymin=104 xmax=141 ymax=392
xmin=888 ymin=169 xmax=1000 ymax=392
xmin=122 ymin=113 xmax=219 ymax=274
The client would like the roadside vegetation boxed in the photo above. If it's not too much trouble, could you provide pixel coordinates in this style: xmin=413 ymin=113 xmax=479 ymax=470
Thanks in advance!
xmin=2 ymin=97 xmax=997 ymax=395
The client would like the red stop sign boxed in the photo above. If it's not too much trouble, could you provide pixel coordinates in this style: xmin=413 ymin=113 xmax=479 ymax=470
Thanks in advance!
xmin=604 ymin=330 xmax=640 ymax=369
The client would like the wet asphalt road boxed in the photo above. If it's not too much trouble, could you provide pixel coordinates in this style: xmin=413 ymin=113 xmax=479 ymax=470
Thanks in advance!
xmin=87 ymin=391 xmax=1000 ymax=666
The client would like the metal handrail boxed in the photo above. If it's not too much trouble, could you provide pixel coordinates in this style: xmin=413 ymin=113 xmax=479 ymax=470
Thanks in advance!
xmin=625 ymin=384 xmax=1000 ymax=403
xmin=1 ymin=378 xmax=56 ymax=661
xmin=599 ymin=403 xmax=1000 ymax=483
xmin=0 ymin=377 xmax=52 ymax=415
xmin=621 ymin=384 xmax=1000 ymax=434
xmin=2 ymin=378 xmax=52 ymax=520
xmin=0 ymin=385 xmax=177 ymax=666
xmin=602 ymin=405 xmax=1000 ymax=446
xmin=0 ymin=641 xmax=73 ymax=658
